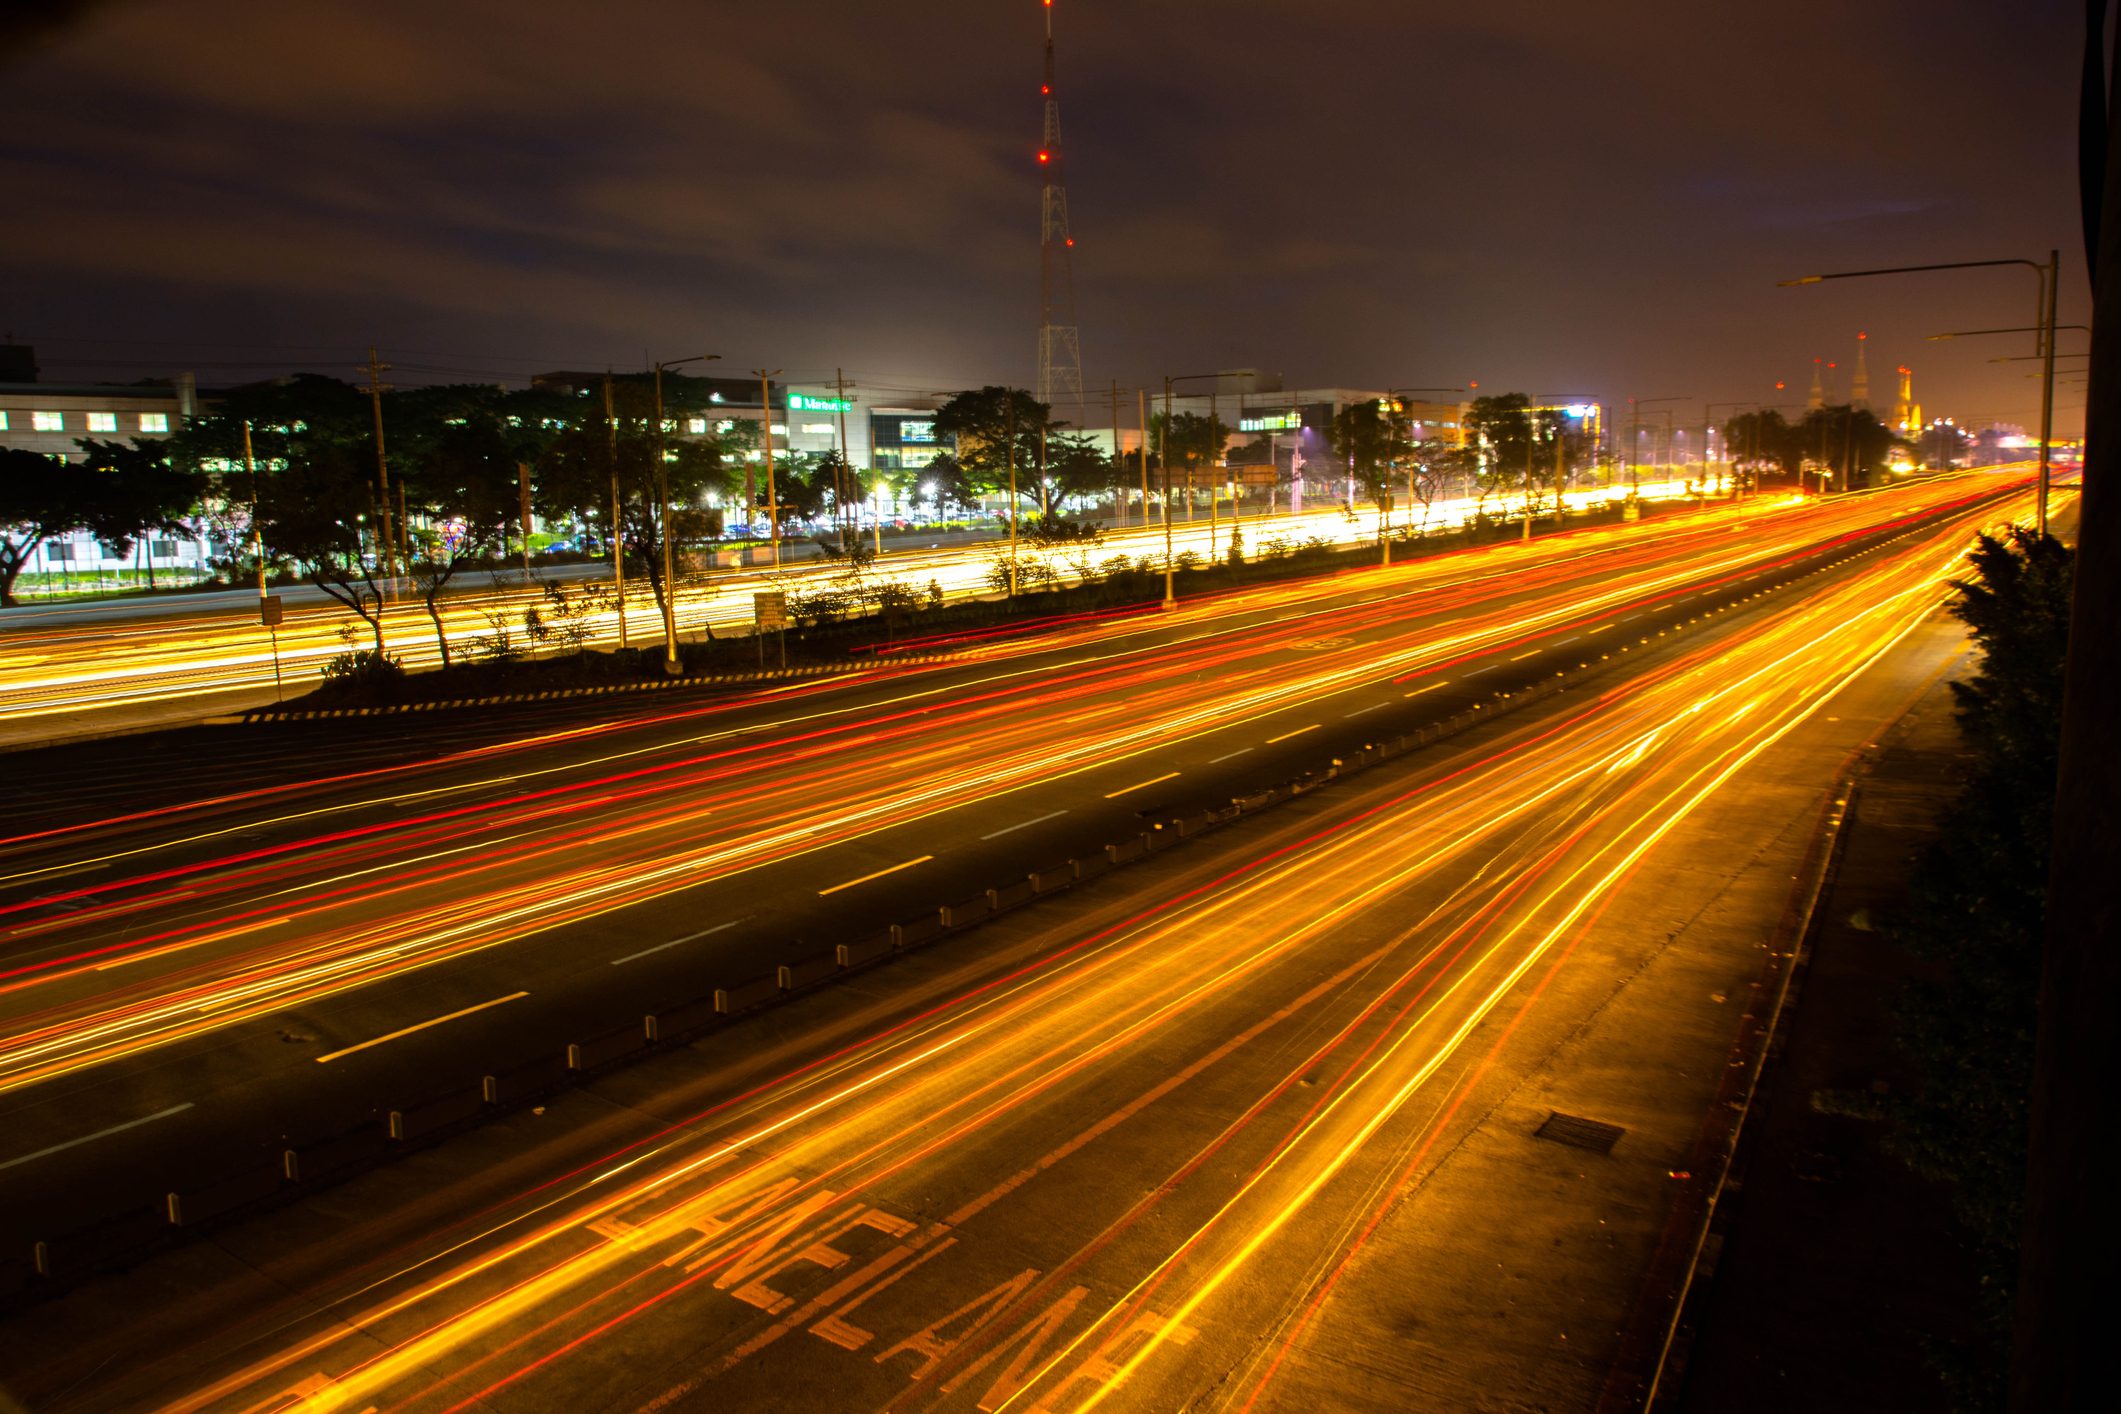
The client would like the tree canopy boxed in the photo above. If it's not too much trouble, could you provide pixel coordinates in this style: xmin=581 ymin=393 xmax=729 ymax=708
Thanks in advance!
xmin=935 ymin=386 xmax=1054 ymax=499
xmin=0 ymin=442 xmax=202 ymax=605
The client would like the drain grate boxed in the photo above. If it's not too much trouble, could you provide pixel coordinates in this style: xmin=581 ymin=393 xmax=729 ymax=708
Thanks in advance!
xmin=1536 ymin=1112 xmax=1625 ymax=1154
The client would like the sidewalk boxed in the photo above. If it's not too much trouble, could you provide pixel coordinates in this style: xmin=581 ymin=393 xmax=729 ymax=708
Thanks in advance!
xmin=1671 ymin=660 xmax=1988 ymax=1410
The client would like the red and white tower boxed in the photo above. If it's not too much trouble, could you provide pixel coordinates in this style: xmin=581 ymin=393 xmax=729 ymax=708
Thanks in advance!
xmin=1036 ymin=0 xmax=1084 ymax=424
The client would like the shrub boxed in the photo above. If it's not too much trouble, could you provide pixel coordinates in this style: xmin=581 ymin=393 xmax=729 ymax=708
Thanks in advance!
xmin=320 ymin=648 xmax=405 ymax=684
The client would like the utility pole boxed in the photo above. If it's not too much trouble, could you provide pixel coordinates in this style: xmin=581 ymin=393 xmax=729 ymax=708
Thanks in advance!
xmin=359 ymin=346 xmax=398 ymax=596
xmin=604 ymin=374 xmax=627 ymax=648
xmin=1160 ymin=372 xmax=1221 ymax=603
xmin=651 ymin=352 xmax=720 ymax=673
xmin=1006 ymin=396 xmax=1020 ymax=596
xmin=1523 ymin=411 xmax=1538 ymax=543
xmin=1161 ymin=378 xmax=1175 ymax=608
xmin=243 ymin=419 xmax=268 ymax=600
xmin=1137 ymin=387 xmax=1151 ymax=535
xmin=1109 ymin=380 xmax=1123 ymax=525
xmin=1208 ymin=385 xmax=1221 ymax=561
xmin=754 ymin=369 xmax=782 ymax=571
xmin=834 ymin=368 xmax=855 ymax=554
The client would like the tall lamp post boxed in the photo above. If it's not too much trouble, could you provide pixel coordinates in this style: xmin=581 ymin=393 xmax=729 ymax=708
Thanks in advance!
xmin=752 ymin=368 xmax=783 ymax=571
xmin=652 ymin=352 xmax=721 ymax=673
xmin=1781 ymin=253 xmax=2061 ymax=534
xmin=1160 ymin=373 xmax=1221 ymax=609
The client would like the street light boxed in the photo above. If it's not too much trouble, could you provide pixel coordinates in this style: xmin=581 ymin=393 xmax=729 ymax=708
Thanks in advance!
xmin=1780 ymin=253 xmax=2061 ymax=534
xmin=1161 ymin=372 xmax=1221 ymax=609
xmin=653 ymin=352 xmax=721 ymax=673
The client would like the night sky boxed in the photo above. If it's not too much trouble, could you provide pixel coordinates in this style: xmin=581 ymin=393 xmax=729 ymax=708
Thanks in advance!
xmin=0 ymin=0 xmax=2090 ymax=430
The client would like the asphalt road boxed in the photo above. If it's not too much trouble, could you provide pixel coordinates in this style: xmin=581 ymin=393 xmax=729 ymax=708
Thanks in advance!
xmin=0 ymin=473 xmax=2035 ymax=1413
xmin=0 ymin=474 xmax=2033 ymax=1274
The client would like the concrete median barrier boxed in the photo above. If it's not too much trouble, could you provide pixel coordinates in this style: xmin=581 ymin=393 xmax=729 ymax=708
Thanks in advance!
xmin=987 ymin=879 xmax=1035 ymax=912
xmin=167 ymin=1159 xmax=286 ymax=1227
xmin=389 ymin=1085 xmax=487 ymax=1142
xmin=941 ymin=896 xmax=991 ymax=928
xmin=32 ymin=1204 xmax=166 ymax=1283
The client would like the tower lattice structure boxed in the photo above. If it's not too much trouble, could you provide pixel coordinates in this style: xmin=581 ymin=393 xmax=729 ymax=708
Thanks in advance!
xmin=1036 ymin=0 xmax=1084 ymax=425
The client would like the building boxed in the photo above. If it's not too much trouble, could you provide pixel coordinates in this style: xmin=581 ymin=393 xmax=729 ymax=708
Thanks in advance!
xmin=0 ymin=350 xmax=217 ymax=583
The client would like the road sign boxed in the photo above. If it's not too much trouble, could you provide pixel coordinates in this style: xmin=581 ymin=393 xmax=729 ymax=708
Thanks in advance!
xmin=259 ymin=594 xmax=284 ymax=627
xmin=754 ymin=591 xmax=788 ymax=632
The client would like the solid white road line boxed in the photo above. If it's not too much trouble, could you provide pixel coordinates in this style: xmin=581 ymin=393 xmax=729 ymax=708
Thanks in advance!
xmin=1266 ymin=724 xmax=1319 ymax=744
xmin=980 ymin=810 xmax=1069 ymax=841
xmin=819 ymin=855 xmax=934 ymax=896
xmin=0 ymin=1103 xmax=195 ymax=1172
xmin=1104 ymin=772 xmax=1180 ymax=799
xmin=314 ymin=992 xmax=529 ymax=1064
xmin=610 ymin=917 xmax=752 ymax=966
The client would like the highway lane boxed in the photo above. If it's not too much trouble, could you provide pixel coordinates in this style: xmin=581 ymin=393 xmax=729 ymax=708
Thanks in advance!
xmin=0 ymin=475 xmax=2036 ymax=1413
xmin=0 ymin=480 xmax=1720 ymax=727
xmin=0 ymin=472 xmax=2037 ymax=1257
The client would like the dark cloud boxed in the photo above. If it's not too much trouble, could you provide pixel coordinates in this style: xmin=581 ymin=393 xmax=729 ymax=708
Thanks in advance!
xmin=0 ymin=0 xmax=2087 ymax=428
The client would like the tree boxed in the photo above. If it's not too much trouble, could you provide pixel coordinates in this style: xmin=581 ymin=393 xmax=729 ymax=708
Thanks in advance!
xmin=399 ymin=406 xmax=520 ymax=667
xmin=1328 ymin=399 xmax=1413 ymax=499
xmin=1797 ymin=404 xmax=1904 ymax=490
xmin=1866 ymin=528 xmax=2072 ymax=1406
xmin=913 ymin=453 xmax=978 ymax=516
xmin=1720 ymin=409 xmax=1802 ymax=487
xmin=1462 ymin=393 xmax=1569 ymax=513
xmin=1407 ymin=438 xmax=1472 ymax=529
xmin=1148 ymin=410 xmax=1231 ymax=506
xmin=1917 ymin=422 xmax=1973 ymax=471
xmin=530 ymin=378 xmax=734 ymax=624
xmin=0 ymin=443 xmax=201 ymax=605
xmin=935 ymin=387 xmax=1054 ymax=502
xmin=253 ymin=440 xmax=393 ymax=659
xmin=1046 ymin=432 xmax=1112 ymax=505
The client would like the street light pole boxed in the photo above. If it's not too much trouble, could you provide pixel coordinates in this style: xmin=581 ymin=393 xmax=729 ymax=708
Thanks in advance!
xmin=1782 ymin=253 xmax=2060 ymax=533
xmin=602 ymin=373 xmax=629 ymax=648
xmin=1160 ymin=372 xmax=1221 ymax=608
xmin=1626 ymin=396 xmax=1690 ymax=500
xmin=1006 ymin=396 xmax=1019 ymax=596
xmin=651 ymin=352 xmax=721 ymax=673
xmin=754 ymin=369 xmax=782 ymax=571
